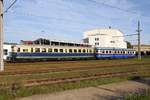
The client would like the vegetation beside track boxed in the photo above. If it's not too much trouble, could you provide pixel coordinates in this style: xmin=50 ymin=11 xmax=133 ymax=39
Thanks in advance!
xmin=0 ymin=57 xmax=150 ymax=100
xmin=125 ymin=89 xmax=150 ymax=100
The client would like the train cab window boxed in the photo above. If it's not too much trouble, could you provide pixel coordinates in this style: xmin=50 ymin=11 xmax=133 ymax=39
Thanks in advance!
xmin=83 ymin=49 xmax=86 ymax=53
xmin=60 ymin=49 xmax=63 ymax=53
xmin=17 ymin=48 xmax=20 ymax=52
xmin=69 ymin=49 xmax=72 ymax=53
xmin=4 ymin=49 xmax=8 ymax=55
xmin=78 ymin=49 xmax=81 ymax=53
xmin=74 ymin=49 xmax=77 ymax=53
xmin=54 ymin=49 xmax=58 ymax=53
xmin=48 ymin=48 xmax=52 ymax=52
xmin=42 ymin=48 xmax=46 ymax=52
xmin=35 ymin=48 xmax=40 ymax=52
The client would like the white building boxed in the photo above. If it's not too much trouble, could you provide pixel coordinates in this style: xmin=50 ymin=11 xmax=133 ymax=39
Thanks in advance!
xmin=83 ymin=28 xmax=127 ymax=48
xmin=3 ymin=43 xmax=17 ymax=60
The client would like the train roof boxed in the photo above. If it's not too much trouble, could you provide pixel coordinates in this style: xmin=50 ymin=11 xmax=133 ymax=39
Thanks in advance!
xmin=95 ymin=47 xmax=135 ymax=50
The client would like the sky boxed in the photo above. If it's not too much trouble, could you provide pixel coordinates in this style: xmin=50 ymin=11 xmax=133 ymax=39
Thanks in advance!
xmin=4 ymin=0 xmax=150 ymax=44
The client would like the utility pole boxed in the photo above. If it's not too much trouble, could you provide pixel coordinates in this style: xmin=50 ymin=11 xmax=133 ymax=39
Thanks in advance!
xmin=136 ymin=21 xmax=142 ymax=60
xmin=0 ymin=0 xmax=4 ymax=71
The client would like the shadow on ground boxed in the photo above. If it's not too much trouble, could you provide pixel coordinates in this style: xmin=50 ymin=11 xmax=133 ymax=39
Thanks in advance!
xmin=91 ymin=78 xmax=150 ymax=100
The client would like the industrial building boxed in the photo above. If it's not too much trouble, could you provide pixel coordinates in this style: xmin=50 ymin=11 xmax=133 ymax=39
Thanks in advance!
xmin=133 ymin=45 xmax=150 ymax=55
xmin=83 ymin=28 xmax=127 ymax=48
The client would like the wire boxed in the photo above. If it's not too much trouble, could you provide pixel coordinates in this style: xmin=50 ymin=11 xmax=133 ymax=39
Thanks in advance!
xmin=4 ymin=0 xmax=18 ymax=14
xmin=90 ymin=0 xmax=150 ymax=18
xmin=113 ymin=34 xmax=138 ymax=37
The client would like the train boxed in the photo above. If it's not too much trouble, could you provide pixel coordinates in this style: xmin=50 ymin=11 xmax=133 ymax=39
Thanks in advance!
xmin=4 ymin=41 xmax=136 ymax=62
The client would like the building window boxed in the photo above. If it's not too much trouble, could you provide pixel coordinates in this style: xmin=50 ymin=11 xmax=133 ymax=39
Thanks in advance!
xmin=4 ymin=49 xmax=8 ymax=55
xmin=95 ymin=42 xmax=99 ymax=45
xmin=95 ymin=38 xmax=99 ymax=41
xmin=110 ymin=41 xmax=115 ymax=43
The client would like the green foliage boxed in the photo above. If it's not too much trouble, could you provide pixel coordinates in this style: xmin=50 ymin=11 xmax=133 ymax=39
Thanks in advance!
xmin=125 ymin=90 xmax=150 ymax=100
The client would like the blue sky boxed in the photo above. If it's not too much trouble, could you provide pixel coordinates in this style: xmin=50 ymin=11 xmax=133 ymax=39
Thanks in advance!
xmin=4 ymin=0 xmax=150 ymax=44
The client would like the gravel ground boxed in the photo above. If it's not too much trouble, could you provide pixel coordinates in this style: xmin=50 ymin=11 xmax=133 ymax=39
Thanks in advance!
xmin=18 ymin=79 xmax=150 ymax=100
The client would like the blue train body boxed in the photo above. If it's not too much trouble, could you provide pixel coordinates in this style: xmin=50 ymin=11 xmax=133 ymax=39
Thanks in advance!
xmin=6 ymin=45 xmax=136 ymax=62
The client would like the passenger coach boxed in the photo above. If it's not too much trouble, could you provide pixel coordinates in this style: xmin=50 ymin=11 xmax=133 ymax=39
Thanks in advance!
xmin=95 ymin=47 xmax=136 ymax=59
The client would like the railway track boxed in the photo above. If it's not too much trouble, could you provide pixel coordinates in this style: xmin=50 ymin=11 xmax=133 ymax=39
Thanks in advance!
xmin=24 ymin=70 xmax=149 ymax=87
xmin=1 ymin=62 xmax=150 ymax=76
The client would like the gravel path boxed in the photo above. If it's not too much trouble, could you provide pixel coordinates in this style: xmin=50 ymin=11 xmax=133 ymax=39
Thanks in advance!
xmin=18 ymin=79 xmax=150 ymax=100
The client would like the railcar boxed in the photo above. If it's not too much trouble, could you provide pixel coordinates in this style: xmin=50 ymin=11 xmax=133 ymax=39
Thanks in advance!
xmin=6 ymin=44 xmax=95 ymax=62
xmin=95 ymin=47 xmax=136 ymax=59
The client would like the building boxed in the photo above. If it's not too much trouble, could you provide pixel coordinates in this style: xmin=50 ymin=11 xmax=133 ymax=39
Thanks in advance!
xmin=3 ymin=43 xmax=17 ymax=60
xmin=133 ymin=45 xmax=150 ymax=55
xmin=83 ymin=28 xmax=127 ymax=48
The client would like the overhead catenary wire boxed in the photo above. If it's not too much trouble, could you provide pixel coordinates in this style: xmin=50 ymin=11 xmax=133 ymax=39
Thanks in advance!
xmin=3 ymin=0 xmax=18 ymax=14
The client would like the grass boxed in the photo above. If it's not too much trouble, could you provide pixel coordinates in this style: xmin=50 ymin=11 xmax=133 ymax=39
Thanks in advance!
xmin=0 ymin=76 xmax=132 ymax=100
xmin=0 ymin=56 xmax=150 ymax=100
xmin=125 ymin=89 xmax=150 ymax=100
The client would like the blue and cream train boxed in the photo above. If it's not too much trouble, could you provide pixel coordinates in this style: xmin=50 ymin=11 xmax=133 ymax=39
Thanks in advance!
xmin=4 ymin=43 xmax=136 ymax=62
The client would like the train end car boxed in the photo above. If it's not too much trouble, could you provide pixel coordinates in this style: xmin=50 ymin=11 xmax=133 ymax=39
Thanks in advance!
xmin=95 ymin=47 xmax=136 ymax=59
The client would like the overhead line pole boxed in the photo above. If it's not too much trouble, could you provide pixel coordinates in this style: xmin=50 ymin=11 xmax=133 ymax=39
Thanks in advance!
xmin=0 ymin=0 xmax=4 ymax=71
xmin=136 ymin=21 xmax=142 ymax=60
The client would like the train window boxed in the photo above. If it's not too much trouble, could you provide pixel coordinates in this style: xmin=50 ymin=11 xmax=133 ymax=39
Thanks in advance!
xmin=78 ymin=49 xmax=81 ymax=53
xmin=42 ymin=48 xmax=46 ymax=52
xmin=83 ymin=49 xmax=86 ymax=53
xmin=48 ymin=48 xmax=52 ymax=52
xmin=123 ymin=51 xmax=125 ymax=54
xmin=74 ymin=49 xmax=77 ymax=53
xmin=117 ymin=51 xmax=120 ymax=54
xmin=102 ymin=50 xmax=105 ymax=54
xmin=35 ymin=48 xmax=40 ymax=52
xmin=109 ymin=51 xmax=111 ymax=54
xmin=114 ymin=51 xmax=117 ymax=54
xmin=106 ymin=50 xmax=108 ymax=54
xmin=23 ymin=49 xmax=28 ymax=52
xmin=89 ymin=49 xmax=92 ymax=53
xmin=87 ymin=49 xmax=88 ymax=53
xmin=54 ymin=49 xmax=58 ymax=53
xmin=4 ymin=49 xmax=8 ymax=55
xmin=60 ymin=49 xmax=63 ymax=53
xmin=31 ymin=48 xmax=33 ymax=52
xmin=69 ymin=49 xmax=72 ymax=53
xmin=65 ymin=49 xmax=67 ymax=53
xmin=17 ymin=48 xmax=20 ymax=52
